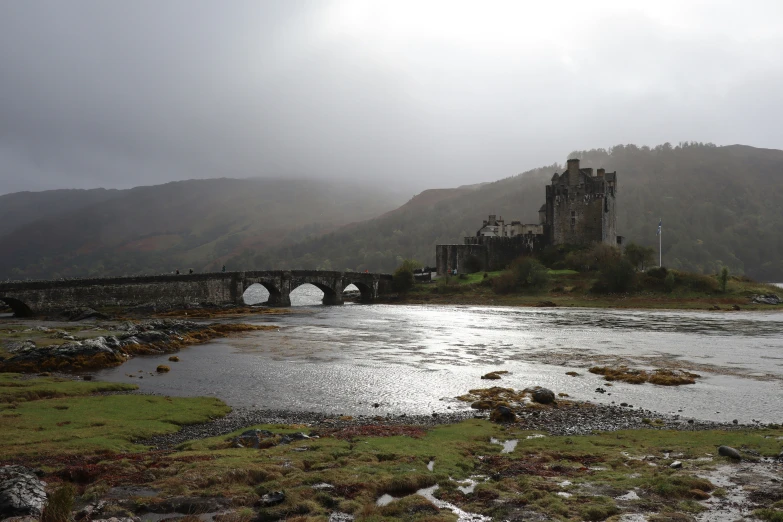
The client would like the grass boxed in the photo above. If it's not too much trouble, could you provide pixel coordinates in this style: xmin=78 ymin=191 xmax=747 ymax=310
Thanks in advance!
xmin=1 ymin=380 xmax=782 ymax=520
xmin=405 ymin=269 xmax=783 ymax=310
xmin=0 ymin=375 xmax=229 ymax=457
xmin=0 ymin=373 xmax=136 ymax=403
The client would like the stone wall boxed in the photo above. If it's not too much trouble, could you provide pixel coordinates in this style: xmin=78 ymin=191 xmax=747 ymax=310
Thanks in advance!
xmin=436 ymin=235 xmax=548 ymax=275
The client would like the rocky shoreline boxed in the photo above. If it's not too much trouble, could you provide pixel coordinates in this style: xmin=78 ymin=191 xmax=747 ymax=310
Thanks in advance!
xmin=138 ymin=400 xmax=744 ymax=450
xmin=0 ymin=319 xmax=271 ymax=373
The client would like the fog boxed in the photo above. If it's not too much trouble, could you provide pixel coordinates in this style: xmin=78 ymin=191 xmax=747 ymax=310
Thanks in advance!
xmin=1 ymin=0 xmax=781 ymax=195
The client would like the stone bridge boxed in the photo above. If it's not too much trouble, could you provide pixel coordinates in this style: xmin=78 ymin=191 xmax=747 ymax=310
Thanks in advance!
xmin=0 ymin=270 xmax=394 ymax=317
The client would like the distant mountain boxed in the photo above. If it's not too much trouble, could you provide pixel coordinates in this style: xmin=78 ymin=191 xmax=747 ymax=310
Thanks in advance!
xmin=244 ymin=143 xmax=783 ymax=280
xmin=0 ymin=178 xmax=405 ymax=279
xmin=0 ymin=188 xmax=121 ymax=237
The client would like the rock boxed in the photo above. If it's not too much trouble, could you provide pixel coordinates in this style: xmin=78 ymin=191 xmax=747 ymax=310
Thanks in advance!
xmin=279 ymin=432 xmax=310 ymax=445
xmin=329 ymin=513 xmax=355 ymax=522
xmin=233 ymin=429 xmax=274 ymax=449
xmin=481 ymin=371 xmax=505 ymax=380
xmin=372 ymin=403 xmax=380 ymax=408
xmin=536 ymin=301 xmax=557 ymax=307
xmin=670 ymin=461 xmax=682 ymax=469
xmin=260 ymin=491 xmax=285 ymax=506
xmin=147 ymin=496 xmax=227 ymax=514
xmin=0 ymin=466 xmax=47 ymax=519
xmin=718 ymin=446 xmax=742 ymax=460
xmin=531 ymin=387 xmax=556 ymax=405
xmin=731 ymin=304 xmax=741 ymax=311
xmin=595 ymin=387 xmax=606 ymax=394
xmin=752 ymin=294 xmax=781 ymax=305
xmin=59 ymin=307 xmax=108 ymax=321
xmin=489 ymin=405 xmax=516 ymax=423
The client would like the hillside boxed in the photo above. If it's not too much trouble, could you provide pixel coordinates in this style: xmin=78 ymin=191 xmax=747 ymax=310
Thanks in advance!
xmin=243 ymin=144 xmax=783 ymax=280
xmin=0 ymin=178 xmax=405 ymax=279
xmin=0 ymin=188 xmax=121 ymax=237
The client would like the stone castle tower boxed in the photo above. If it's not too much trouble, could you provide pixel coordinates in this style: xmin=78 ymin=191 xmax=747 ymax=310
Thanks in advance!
xmin=545 ymin=158 xmax=617 ymax=246
xmin=435 ymin=158 xmax=619 ymax=275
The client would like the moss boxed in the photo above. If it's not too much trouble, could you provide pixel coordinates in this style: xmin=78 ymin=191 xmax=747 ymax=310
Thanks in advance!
xmin=755 ymin=508 xmax=783 ymax=522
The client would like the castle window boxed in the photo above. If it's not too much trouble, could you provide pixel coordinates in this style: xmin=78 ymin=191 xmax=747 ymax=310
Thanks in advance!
xmin=570 ymin=211 xmax=576 ymax=227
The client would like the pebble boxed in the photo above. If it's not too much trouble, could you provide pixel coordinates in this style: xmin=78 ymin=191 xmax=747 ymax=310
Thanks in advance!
xmin=137 ymin=405 xmax=749 ymax=450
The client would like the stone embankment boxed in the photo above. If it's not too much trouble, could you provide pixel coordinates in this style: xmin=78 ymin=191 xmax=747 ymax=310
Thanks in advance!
xmin=0 ymin=320 xmax=269 ymax=373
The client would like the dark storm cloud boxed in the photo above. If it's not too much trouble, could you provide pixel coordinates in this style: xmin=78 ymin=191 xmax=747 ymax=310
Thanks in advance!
xmin=0 ymin=0 xmax=781 ymax=195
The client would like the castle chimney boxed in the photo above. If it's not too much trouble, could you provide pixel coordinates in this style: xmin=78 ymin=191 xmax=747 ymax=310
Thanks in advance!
xmin=567 ymin=158 xmax=580 ymax=186
xmin=597 ymin=168 xmax=605 ymax=178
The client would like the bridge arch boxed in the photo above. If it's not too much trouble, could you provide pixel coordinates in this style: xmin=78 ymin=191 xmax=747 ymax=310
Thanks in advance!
xmin=242 ymin=281 xmax=285 ymax=306
xmin=345 ymin=281 xmax=374 ymax=303
xmin=0 ymin=297 xmax=34 ymax=317
xmin=290 ymin=281 xmax=340 ymax=306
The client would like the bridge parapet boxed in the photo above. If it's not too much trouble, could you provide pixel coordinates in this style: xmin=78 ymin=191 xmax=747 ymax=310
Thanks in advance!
xmin=0 ymin=270 xmax=393 ymax=316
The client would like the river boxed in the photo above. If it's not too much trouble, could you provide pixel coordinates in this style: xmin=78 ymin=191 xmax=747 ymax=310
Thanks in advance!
xmin=92 ymin=284 xmax=783 ymax=424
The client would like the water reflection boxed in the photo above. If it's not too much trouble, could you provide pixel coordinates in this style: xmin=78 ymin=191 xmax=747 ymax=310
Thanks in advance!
xmin=94 ymin=305 xmax=783 ymax=423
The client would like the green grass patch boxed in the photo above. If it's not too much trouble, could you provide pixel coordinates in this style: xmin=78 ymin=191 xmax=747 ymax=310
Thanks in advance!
xmin=0 ymin=379 xmax=230 ymax=457
xmin=0 ymin=373 xmax=136 ymax=403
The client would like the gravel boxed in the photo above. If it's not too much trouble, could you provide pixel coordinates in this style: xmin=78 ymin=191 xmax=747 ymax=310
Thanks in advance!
xmin=138 ymin=402 xmax=742 ymax=450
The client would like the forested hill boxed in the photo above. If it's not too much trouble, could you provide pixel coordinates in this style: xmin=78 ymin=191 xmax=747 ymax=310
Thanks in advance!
xmin=0 ymin=178 xmax=405 ymax=279
xmin=244 ymin=143 xmax=783 ymax=280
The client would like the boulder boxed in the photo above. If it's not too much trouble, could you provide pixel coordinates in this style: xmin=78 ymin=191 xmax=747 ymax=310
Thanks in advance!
xmin=489 ymin=405 xmax=516 ymax=423
xmin=259 ymin=491 xmax=285 ymax=506
xmin=531 ymin=387 xmax=556 ymax=405
xmin=233 ymin=429 xmax=274 ymax=449
xmin=279 ymin=432 xmax=310 ymax=445
xmin=752 ymin=294 xmax=781 ymax=305
xmin=718 ymin=446 xmax=742 ymax=460
xmin=0 ymin=466 xmax=47 ymax=519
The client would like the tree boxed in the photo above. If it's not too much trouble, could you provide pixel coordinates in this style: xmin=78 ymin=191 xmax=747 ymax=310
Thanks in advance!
xmin=719 ymin=266 xmax=729 ymax=292
xmin=393 ymin=259 xmax=421 ymax=292
xmin=624 ymin=243 xmax=656 ymax=271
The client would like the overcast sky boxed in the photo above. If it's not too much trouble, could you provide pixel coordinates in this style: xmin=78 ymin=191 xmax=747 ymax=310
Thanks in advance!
xmin=1 ymin=0 xmax=781 ymax=195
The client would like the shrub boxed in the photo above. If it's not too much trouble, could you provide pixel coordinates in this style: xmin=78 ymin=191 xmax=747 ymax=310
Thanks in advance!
xmin=593 ymin=258 xmax=636 ymax=293
xmin=42 ymin=483 xmax=75 ymax=522
xmin=664 ymin=271 xmax=676 ymax=292
xmin=676 ymin=271 xmax=719 ymax=293
xmin=491 ymin=271 xmax=517 ymax=294
xmin=510 ymin=257 xmax=549 ymax=291
xmin=646 ymin=266 xmax=668 ymax=279
xmin=392 ymin=259 xmax=421 ymax=292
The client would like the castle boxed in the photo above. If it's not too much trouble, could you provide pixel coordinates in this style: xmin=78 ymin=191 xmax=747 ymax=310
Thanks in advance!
xmin=435 ymin=158 xmax=620 ymax=275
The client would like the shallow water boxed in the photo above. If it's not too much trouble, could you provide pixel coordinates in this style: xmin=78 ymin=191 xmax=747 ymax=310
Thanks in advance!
xmin=94 ymin=289 xmax=783 ymax=423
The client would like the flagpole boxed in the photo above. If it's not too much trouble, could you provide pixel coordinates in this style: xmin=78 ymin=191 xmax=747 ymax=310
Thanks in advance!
xmin=659 ymin=226 xmax=662 ymax=267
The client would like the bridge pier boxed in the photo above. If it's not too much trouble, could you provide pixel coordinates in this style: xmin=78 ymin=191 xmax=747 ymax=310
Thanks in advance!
xmin=321 ymin=293 xmax=344 ymax=306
